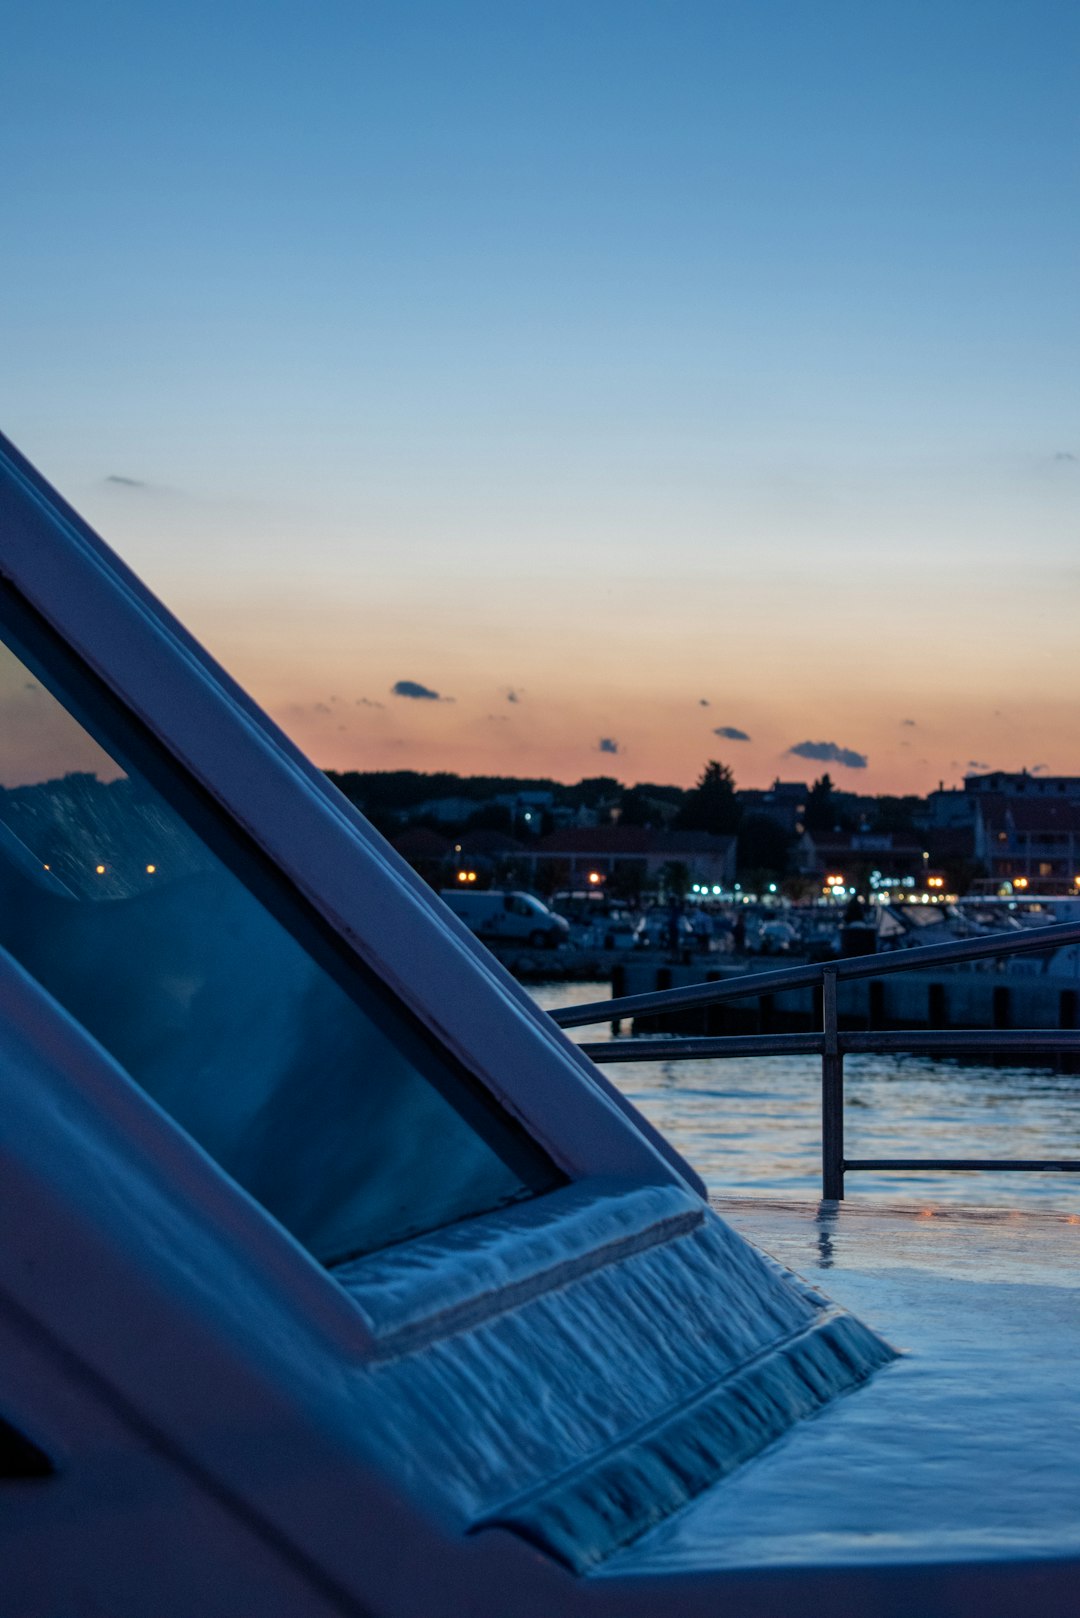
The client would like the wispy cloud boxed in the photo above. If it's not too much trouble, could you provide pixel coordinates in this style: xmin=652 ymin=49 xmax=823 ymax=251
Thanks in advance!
xmin=967 ymin=760 xmax=991 ymax=771
xmin=392 ymin=679 xmax=452 ymax=702
xmin=356 ymin=696 xmax=385 ymax=709
xmin=104 ymin=474 xmax=147 ymax=488
xmin=788 ymin=739 xmax=868 ymax=769
xmin=597 ymin=737 xmax=619 ymax=755
xmin=713 ymin=725 xmax=750 ymax=742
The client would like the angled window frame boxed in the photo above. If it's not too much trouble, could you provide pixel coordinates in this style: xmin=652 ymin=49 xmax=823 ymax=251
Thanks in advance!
xmin=0 ymin=432 xmax=694 ymax=1198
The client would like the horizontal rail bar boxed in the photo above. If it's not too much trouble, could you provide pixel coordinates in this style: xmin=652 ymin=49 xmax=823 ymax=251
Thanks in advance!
xmin=845 ymin=1159 xmax=1080 ymax=1172
xmin=843 ymin=1029 xmax=1080 ymax=1055
xmin=577 ymin=1028 xmax=1080 ymax=1064
xmin=579 ymin=1032 xmax=823 ymax=1063
xmin=551 ymin=919 xmax=1080 ymax=1028
xmin=834 ymin=920 xmax=1080 ymax=979
xmin=553 ymin=963 xmax=823 ymax=1028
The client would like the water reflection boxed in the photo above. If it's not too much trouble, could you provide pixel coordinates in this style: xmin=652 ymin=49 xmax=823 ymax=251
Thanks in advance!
xmin=533 ymin=981 xmax=1080 ymax=1208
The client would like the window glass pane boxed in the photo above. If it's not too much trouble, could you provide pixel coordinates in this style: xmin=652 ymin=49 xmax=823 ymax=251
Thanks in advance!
xmin=0 ymin=601 xmax=559 ymax=1262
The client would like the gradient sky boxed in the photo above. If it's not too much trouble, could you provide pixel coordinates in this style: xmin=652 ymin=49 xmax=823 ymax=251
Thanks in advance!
xmin=2 ymin=1 xmax=1077 ymax=794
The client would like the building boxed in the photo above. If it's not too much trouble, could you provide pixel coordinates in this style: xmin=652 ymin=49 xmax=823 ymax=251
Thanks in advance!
xmin=973 ymin=795 xmax=1080 ymax=890
xmin=965 ymin=770 xmax=1080 ymax=801
xmin=796 ymin=829 xmax=928 ymax=889
xmin=398 ymin=794 xmax=484 ymax=826
xmin=923 ymin=786 xmax=976 ymax=830
xmin=528 ymin=826 xmax=737 ymax=892
xmin=737 ymin=779 xmax=808 ymax=835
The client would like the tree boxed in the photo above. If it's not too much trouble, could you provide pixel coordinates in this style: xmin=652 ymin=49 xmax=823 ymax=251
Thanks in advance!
xmin=872 ymin=796 xmax=921 ymax=836
xmin=804 ymin=773 xmax=851 ymax=833
xmin=677 ymin=761 xmax=741 ymax=835
xmin=618 ymin=787 xmax=651 ymax=827
xmin=619 ymin=785 xmax=685 ymax=828
xmin=737 ymin=813 xmax=793 ymax=883
xmin=657 ymin=860 xmax=691 ymax=899
xmin=464 ymin=803 xmax=513 ymax=833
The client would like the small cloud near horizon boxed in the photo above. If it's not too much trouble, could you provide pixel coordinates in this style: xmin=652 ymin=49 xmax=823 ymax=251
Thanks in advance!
xmin=967 ymin=760 xmax=991 ymax=771
xmin=901 ymin=718 xmax=916 ymax=727
xmin=392 ymin=679 xmax=452 ymax=702
xmin=356 ymin=697 xmax=385 ymax=709
xmin=788 ymin=740 xmax=868 ymax=770
xmin=1053 ymin=451 xmax=1077 ymax=463
xmin=105 ymin=474 xmax=147 ymax=488
xmin=714 ymin=725 xmax=750 ymax=742
xmin=597 ymin=737 xmax=619 ymax=755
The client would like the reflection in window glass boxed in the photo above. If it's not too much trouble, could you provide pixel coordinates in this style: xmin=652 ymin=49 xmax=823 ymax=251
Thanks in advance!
xmin=0 ymin=603 xmax=559 ymax=1262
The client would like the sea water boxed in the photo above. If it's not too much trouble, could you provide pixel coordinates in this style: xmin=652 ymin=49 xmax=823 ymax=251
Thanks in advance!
xmin=532 ymin=981 xmax=1080 ymax=1208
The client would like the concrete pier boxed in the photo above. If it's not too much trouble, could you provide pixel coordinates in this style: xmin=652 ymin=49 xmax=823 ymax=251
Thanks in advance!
xmin=615 ymin=958 xmax=1080 ymax=1048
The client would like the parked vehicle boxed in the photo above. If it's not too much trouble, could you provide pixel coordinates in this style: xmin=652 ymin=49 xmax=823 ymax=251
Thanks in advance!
xmin=440 ymin=887 xmax=569 ymax=948
xmin=549 ymin=892 xmax=644 ymax=950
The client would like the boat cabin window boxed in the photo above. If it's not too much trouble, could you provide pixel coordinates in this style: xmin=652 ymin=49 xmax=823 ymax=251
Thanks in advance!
xmin=0 ymin=592 xmax=560 ymax=1263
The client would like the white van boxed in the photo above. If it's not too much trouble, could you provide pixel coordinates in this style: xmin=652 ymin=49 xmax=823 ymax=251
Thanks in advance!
xmin=440 ymin=888 xmax=569 ymax=949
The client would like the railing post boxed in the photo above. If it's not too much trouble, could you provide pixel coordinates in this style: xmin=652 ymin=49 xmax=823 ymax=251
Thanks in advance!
xmin=822 ymin=965 xmax=844 ymax=1200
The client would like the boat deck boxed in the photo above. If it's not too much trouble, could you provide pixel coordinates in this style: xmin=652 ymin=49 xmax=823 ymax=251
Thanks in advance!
xmin=598 ymin=1196 xmax=1080 ymax=1586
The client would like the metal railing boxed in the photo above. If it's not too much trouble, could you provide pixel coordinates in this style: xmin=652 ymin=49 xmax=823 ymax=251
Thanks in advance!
xmin=551 ymin=920 xmax=1080 ymax=1199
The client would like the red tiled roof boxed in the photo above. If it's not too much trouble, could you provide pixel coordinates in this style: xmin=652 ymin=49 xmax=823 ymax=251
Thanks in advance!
xmin=805 ymin=834 xmax=923 ymax=856
xmin=457 ymin=830 xmax=525 ymax=856
xmin=535 ymin=827 xmax=735 ymax=855
xmin=391 ymin=827 xmax=452 ymax=858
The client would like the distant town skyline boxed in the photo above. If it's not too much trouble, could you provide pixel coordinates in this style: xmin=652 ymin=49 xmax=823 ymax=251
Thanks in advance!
xmin=2 ymin=2 xmax=1076 ymax=797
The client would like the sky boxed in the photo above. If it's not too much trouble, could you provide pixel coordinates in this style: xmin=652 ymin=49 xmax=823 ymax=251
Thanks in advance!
xmin=2 ymin=1 xmax=1077 ymax=795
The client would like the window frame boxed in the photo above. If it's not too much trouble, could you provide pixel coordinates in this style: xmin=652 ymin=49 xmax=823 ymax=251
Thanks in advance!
xmin=0 ymin=430 xmax=695 ymax=1196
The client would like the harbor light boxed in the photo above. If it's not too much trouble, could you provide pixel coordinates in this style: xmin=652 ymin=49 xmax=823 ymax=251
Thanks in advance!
xmin=1014 ymin=876 xmax=1029 ymax=890
xmin=146 ymin=864 xmax=157 ymax=875
xmin=587 ymin=870 xmax=602 ymax=885
xmin=95 ymin=864 xmax=105 ymax=875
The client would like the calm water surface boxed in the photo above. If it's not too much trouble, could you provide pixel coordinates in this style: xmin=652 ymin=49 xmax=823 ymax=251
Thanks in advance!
xmin=531 ymin=980 xmax=1080 ymax=1207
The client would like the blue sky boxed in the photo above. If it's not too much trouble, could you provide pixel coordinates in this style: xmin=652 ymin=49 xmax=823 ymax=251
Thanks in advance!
xmin=2 ymin=1 xmax=1077 ymax=790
